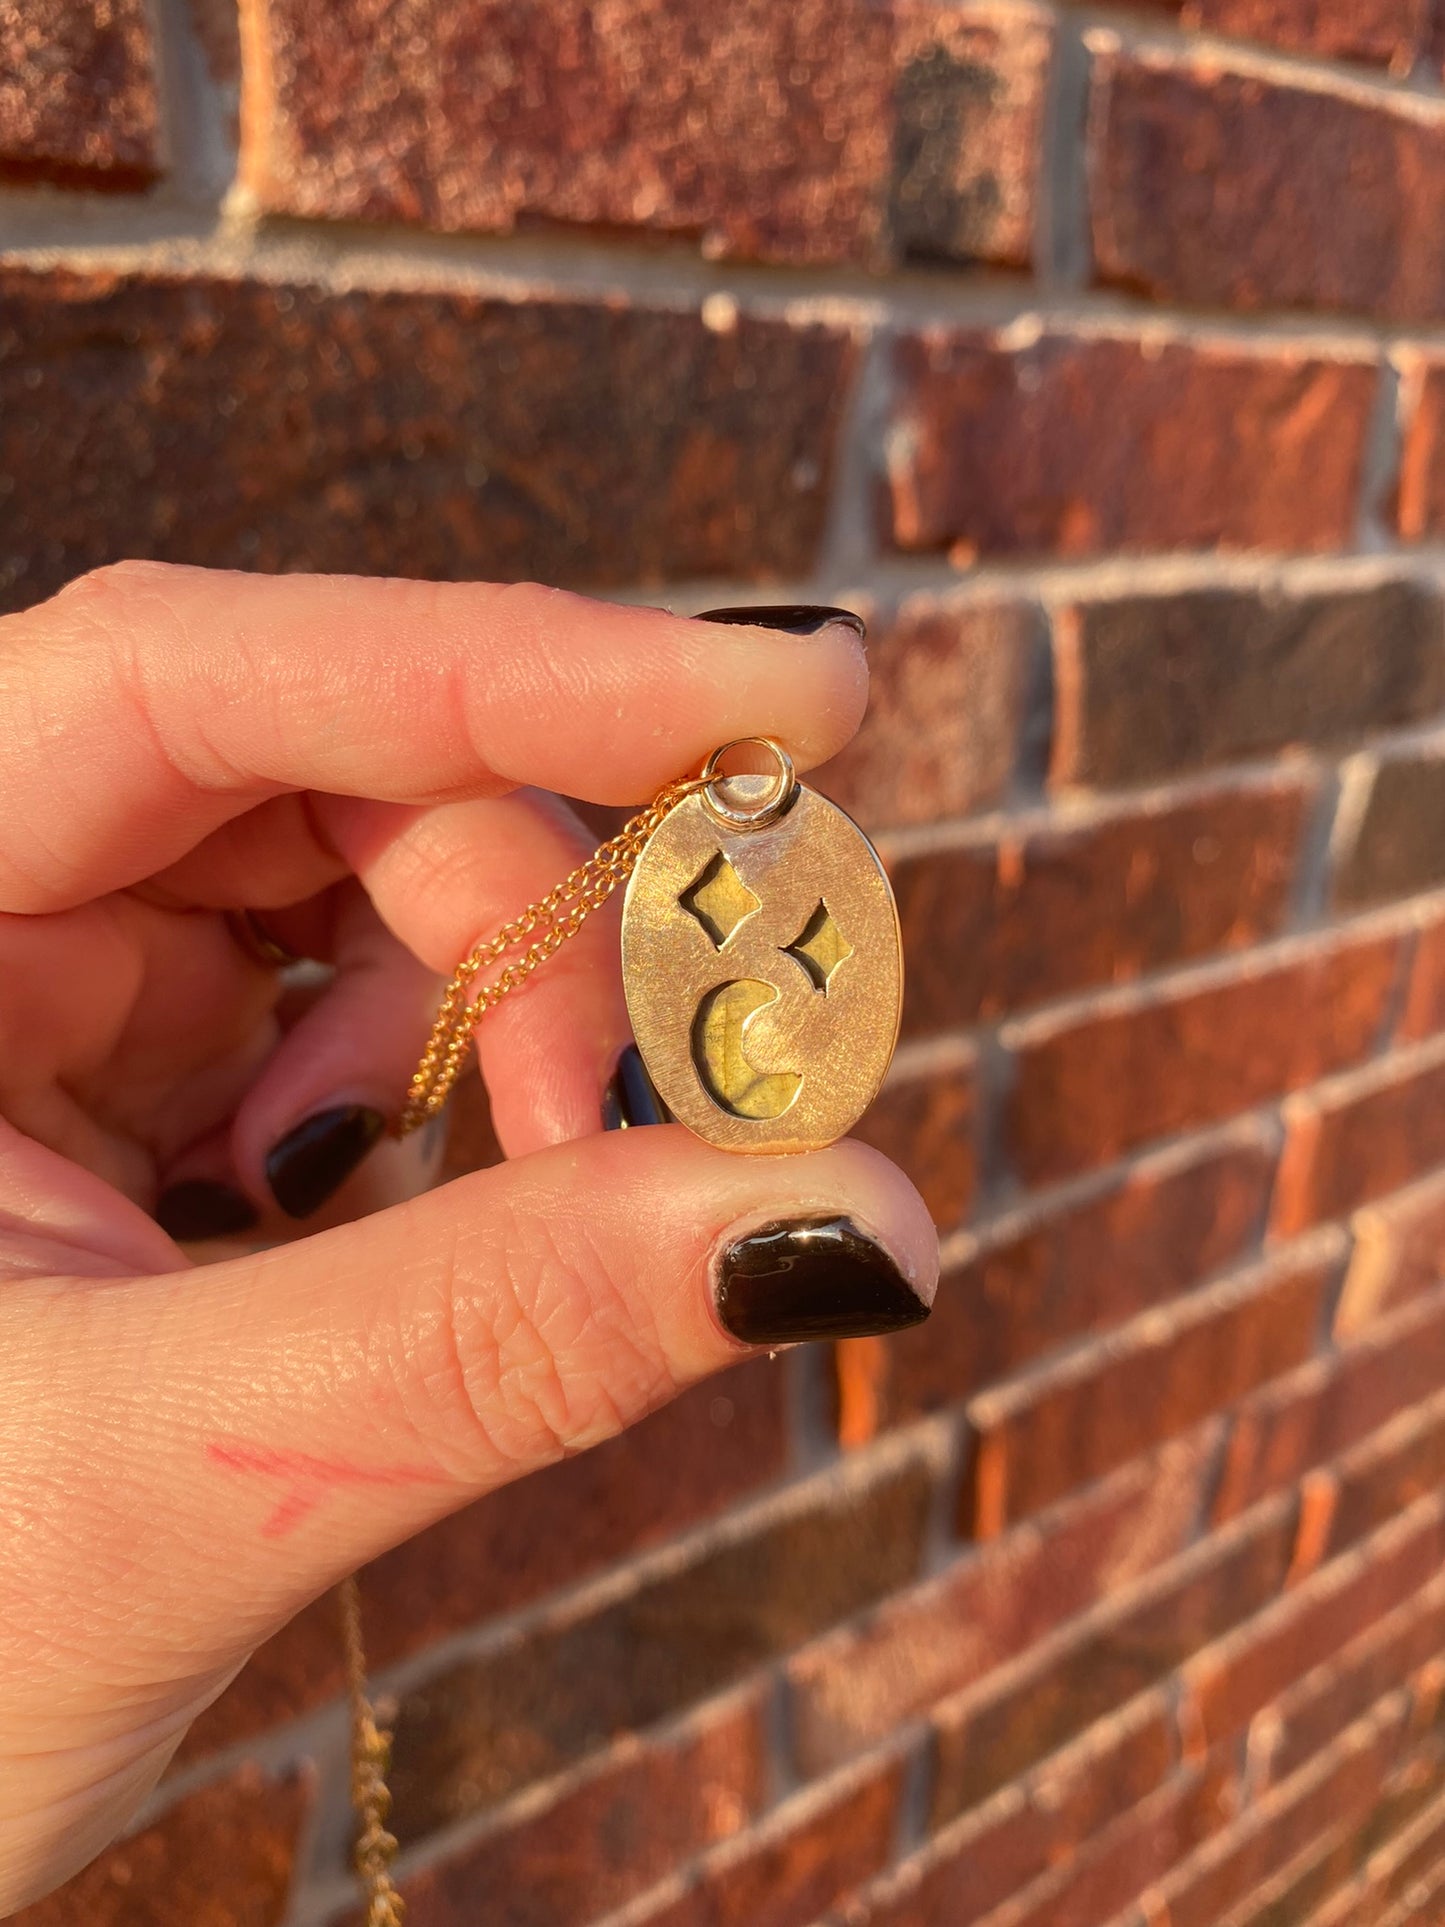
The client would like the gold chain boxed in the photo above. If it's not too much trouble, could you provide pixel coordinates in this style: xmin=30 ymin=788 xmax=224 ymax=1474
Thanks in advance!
xmin=339 ymin=1575 xmax=405 ymax=1926
xmin=396 ymin=772 xmax=709 ymax=1137
xmin=339 ymin=765 xmax=713 ymax=1916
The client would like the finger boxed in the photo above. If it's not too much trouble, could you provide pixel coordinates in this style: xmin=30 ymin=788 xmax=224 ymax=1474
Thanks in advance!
xmin=2 ymin=566 xmax=867 ymax=912
xmin=9 ymin=1136 xmax=937 ymax=1692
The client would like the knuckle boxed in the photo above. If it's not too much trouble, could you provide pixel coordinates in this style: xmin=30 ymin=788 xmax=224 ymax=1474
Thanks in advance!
xmin=422 ymin=1190 xmax=676 ymax=1478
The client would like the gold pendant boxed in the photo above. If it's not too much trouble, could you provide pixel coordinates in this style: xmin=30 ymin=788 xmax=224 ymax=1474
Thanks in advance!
xmin=620 ymin=739 xmax=902 ymax=1154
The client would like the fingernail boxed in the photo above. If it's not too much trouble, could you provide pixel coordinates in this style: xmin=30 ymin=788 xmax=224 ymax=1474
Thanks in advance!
xmin=156 ymin=1179 xmax=259 ymax=1242
xmin=715 ymin=1216 xmax=930 ymax=1345
xmin=266 ymin=1104 xmax=387 ymax=1219
xmin=696 ymin=604 xmax=866 ymax=640
xmin=603 ymin=1043 xmax=671 ymax=1129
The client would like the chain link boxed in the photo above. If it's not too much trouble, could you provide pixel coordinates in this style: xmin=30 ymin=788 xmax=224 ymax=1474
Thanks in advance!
xmin=397 ymin=774 xmax=708 ymax=1136
xmin=339 ymin=1575 xmax=406 ymax=1926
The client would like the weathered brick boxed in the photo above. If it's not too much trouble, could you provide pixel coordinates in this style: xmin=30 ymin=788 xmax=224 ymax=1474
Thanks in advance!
xmin=935 ymin=1758 xmax=1240 ymax=1927
xmin=11 ymin=1767 xmax=311 ymax=1927
xmin=1052 ymin=578 xmax=1445 ymax=789
xmin=1147 ymin=1697 xmax=1409 ymax=1927
xmin=1398 ymin=357 xmax=1445 ymax=543
xmin=788 ymin=1429 xmax=1222 ymax=1775
xmin=856 ymin=1694 xmax=1175 ymax=1927
xmin=963 ymin=1242 xmax=1334 ymax=1534
xmin=886 ymin=327 xmax=1376 ymax=560
xmin=1399 ymin=911 xmax=1445 ymax=1042
xmin=879 ymin=1131 xmax=1276 ymax=1428
xmin=181 ymin=1360 xmax=785 ymax=1759
xmin=850 ymin=1040 xmax=976 ymax=1233
xmin=1212 ymin=1285 xmax=1445 ymax=1523
xmin=387 ymin=1447 xmax=932 ymax=1838
xmin=931 ymin=1499 xmax=1297 ymax=1823
xmin=1180 ymin=0 xmax=1428 ymax=69
xmin=240 ymin=0 xmax=1049 ymax=269
xmin=1336 ymin=749 xmax=1445 ymax=908
xmin=1265 ymin=1570 xmax=1445 ymax=1786
xmin=815 ymin=595 xmax=1040 ymax=831
xmin=1273 ymin=1041 xmax=1445 ymax=1237
xmin=1326 ymin=1382 xmax=1445 ymax=1555
xmin=381 ymin=1691 xmax=767 ymax=1927
xmin=0 ymin=0 xmax=159 ymax=189
xmin=1337 ymin=1172 xmax=1445 ymax=1339
xmin=1005 ymin=931 xmax=1402 ymax=1186
xmin=894 ymin=777 xmax=1309 ymax=1038
xmin=1184 ymin=1496 xmax=1445 ymax=1751
xmin=0 ymin=267 xmax=855 ymax=612
xmin=626 ymin=1758 xmax=905 ymax=1927
xmin=1089 ymin=42 xmax=1445 ymax=322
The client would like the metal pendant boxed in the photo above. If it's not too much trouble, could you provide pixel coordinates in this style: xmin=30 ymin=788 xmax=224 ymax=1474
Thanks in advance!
xmin=621 ymin=738 xmax=903 ymax=1154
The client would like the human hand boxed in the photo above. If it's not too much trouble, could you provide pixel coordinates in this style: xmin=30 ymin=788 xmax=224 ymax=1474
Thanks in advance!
xmin=0 ymin=564 xmax=937 ymax=1908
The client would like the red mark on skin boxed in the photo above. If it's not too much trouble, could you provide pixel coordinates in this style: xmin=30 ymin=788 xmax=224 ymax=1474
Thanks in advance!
xmin=206 ymin=1440 xmax=438 ymax=1538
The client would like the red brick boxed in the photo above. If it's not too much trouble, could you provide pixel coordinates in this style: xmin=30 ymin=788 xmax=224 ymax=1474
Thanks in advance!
xmin=1272 ymin=1041 xmax=1445 ymax=1237
xmin=386 ymin=1691 xmax=767 ymax=1927
xmin=1326 ymin=1380 xmax=1445 ymax=1555
xmin=11 ymin=1767 xmax=311 ymax=1927
xmin=894 ymin=777 xmax=1309 ymax=1039
xmin=1399 ymin=913 xmax=1445 ymax=1042
xmin=1266 ymin=1570 xmax=1445 ymax=1786
xmin=240 ymin=0 xmax=1050 ymax=270
xmin=1211 ymin=1285 xmax=1445 ymax=1523
xmin=0 ymin=0 xmax=159 ymax=189
xmin=931 ymin=1499 xmax=1298 ymax=1822
xmin=1336 ymin=749 xmax=1445 ymax=909
xmin=962 ymin=1241 xmax=1334 ymax=1533
xmin=626 ymin=1758 xmax=905 ymax=1927
xmin=814 ymin=594 xmax=1040 ymax=831
xmin=387 ymin=1447 xmax=933 ymax=1838
xmin=181 ymin=1360 xmax=785 ymax=1759
xmin=1089 ymin=43 xmax=1445 ymax=323
xmin=1148 ymin=1697 xmax=1410 ymax=1927
xmin=944 ymin=1759 xmax=1240 ymax=1927
xmin=788 ymin=1429 xmax=1223 ymax=1775
xmin=1336 ymin=1171 xmax=1445 ymax=1339
xmin=1004 ymin=930 xmax=1402 ymax=1187
xmin=850 ymin=1040 xmax=976 ymax=1234
xmin=1052 ymin=578 xmax=1445 ymax=790
xmin=1184 ymin=1495 xmax=1445 ymax=1751
xmin=878 ymin=1131 xmax=1276 ymax=1428
xmin=886 ymin=327 xmax=1376 ymax=560
xmin=1181 ymin=0 xmax=1428 ymax=68
xmin=0 ymin=267 xmax=855 ymax=613
xmin=857 ymin=1693 xmax=1176 ymax=1927
xmin=1370 ymin=1787 xmax=1445 ymax=1917
xmin=1399 ymin=357 xmax=1445 ymax=543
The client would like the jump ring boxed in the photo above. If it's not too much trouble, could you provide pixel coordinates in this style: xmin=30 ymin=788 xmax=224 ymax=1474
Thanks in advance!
xmin=700 ymin=736 xmax=798 ymax=832
xmin=225 ymin=908 xmax=306 ymax=969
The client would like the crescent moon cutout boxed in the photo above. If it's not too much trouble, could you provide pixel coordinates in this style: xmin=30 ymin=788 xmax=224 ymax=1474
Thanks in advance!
xmin=692 ymin=979 xmax=803 ymax=1120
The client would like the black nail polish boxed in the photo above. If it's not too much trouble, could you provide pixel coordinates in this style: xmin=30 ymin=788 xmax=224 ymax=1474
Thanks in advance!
xmin=716 ymin=1216 xmax=928 ymax=1345
xmin=265 ymin=1104 xmax=387 ymax=1219
xmin=603 ymin=1043 xmax=671 ymax=1129
xmin=156 ymin=1179 xmax=260 ymax=1242
xmin=696 ymin=604 xmax=867 ymax=640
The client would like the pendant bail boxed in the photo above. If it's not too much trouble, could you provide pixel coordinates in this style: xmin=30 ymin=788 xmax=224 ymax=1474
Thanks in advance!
xmin=699 ymin=736 xmax=798 ymax=831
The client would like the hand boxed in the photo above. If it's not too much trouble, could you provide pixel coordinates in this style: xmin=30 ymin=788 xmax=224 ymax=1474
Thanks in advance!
xmin=0 ymin=563 xmax=937 ymax=1909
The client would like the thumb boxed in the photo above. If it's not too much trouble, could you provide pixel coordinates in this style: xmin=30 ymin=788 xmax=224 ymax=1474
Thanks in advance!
xmin=14 ymin=1123 xmax=936 ymax=1672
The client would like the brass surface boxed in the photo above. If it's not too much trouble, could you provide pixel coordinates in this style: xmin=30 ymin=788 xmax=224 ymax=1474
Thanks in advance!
xmin=622 ymin=776 xmax=903 ymax=1153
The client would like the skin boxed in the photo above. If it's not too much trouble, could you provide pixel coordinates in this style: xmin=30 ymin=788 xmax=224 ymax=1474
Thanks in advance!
xmin=0 ymin=562 xmax=938 ymax=1909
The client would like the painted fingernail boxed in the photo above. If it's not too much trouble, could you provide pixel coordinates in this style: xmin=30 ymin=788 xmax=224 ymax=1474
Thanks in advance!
xmin=265 ymin=1104 xmax=387 ymax=1219
xmin=603 ymin=1043 xmax=671 ymax=1129
xmin=696 ymin=604 xmax=866 ymax=640
xmin=715 ymin=1216 xmax=930 ymax=1345
xmin=156 ymin=1179 xmax=260 ymax=1242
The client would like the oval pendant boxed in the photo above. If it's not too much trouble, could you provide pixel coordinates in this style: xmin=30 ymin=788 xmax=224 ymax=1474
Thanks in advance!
xmin=621 ymin=754 xmax=903 ymax=1154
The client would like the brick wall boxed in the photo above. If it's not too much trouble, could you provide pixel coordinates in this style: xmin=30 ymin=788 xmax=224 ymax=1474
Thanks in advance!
xmin=7 ymin=1 xmax=1445 ymax=1923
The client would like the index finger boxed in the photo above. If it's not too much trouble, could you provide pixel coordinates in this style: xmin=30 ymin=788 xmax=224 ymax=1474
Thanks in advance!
xmin=0 ymin=563 xmax=868 ymax=912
